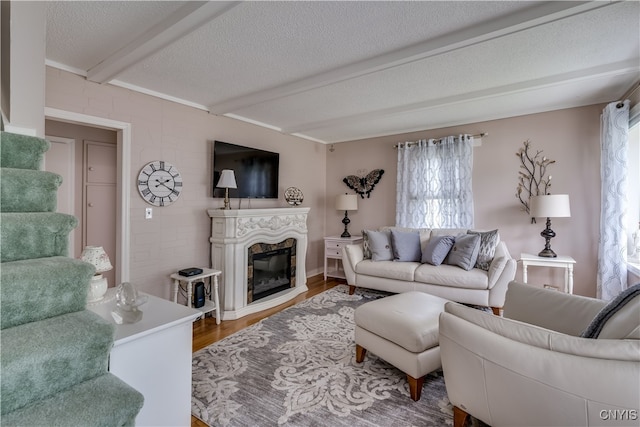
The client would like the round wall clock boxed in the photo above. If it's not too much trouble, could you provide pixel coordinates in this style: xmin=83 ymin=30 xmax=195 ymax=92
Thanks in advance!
xmin=137 ymin=160 xmax=183 ymax=206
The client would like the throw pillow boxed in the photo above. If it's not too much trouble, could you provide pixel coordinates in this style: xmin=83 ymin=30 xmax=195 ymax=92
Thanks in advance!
xmin=467 ymin=229 xmax=499 ymax=271
xmin=367 ymin=230 xmax=394 ymax=261
xmin=422 ymin=235 xmax=455 ymax=266
xmin=446 ymin=234 xmax=481 ymax=271
xmin=580 ymin=283 xmax=640 ymax=339
xmin=390 ymin=229 xmax=421 ymax=262
xmin=362 ymin=230 xmax=372 ymax=259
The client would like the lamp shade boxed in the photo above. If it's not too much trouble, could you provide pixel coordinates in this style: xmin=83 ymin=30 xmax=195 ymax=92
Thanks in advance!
xmin=336 ymin=194 xmax=358 ymax=211
xmin=80 ymin=246 xmax=113 ymax=274
xmin=530 ymin=194 xmax=571 ymax=218
xmin=216 ymin=169 xmax=237 ymax=189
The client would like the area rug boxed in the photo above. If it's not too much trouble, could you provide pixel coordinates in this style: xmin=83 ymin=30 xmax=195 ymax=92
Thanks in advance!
xmin=192 ymin=285 xmax=456 ymax=426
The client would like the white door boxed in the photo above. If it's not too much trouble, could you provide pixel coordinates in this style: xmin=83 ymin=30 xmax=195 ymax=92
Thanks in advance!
xmin=44 ymin=136 xmax=76 ymax=256
xmin=84 ymin=141 xmax=117 ymax=288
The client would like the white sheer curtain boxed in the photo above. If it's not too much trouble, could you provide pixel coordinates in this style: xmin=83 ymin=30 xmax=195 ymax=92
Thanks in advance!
xmin=598 ymin=100 xmax=629 ymax=300
xmin=396 ymin=135 xmax=474 ymax=229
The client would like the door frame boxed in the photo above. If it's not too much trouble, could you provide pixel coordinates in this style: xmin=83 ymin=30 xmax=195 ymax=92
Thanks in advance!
xmin=43 ymin=135 xmax=76 ymax=257
xmin=44 ymin=107 xmax=131 ymax=285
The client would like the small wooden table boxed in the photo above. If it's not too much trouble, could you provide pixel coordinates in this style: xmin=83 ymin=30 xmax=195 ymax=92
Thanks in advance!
xmin=170 ymin=268 xmax=222 ymax=324
xmin=520 ymin=253 xmax=576 ymax=294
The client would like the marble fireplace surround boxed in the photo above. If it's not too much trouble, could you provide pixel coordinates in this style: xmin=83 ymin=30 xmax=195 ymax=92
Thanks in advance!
xmin=207 ymin=207 xmax=310 ymax=320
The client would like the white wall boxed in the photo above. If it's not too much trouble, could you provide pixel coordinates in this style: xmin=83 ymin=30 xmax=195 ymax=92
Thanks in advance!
xmin=2 ymin=2 xmax=46 ymax=136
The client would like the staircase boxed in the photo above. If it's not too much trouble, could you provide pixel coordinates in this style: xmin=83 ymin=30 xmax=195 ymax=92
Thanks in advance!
xmin=0 ymin=131 xmax=143 ymax=425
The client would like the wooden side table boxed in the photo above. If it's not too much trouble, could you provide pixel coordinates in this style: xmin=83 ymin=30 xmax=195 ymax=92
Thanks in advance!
xmin=170 ymin=268 xmax=222 ymax=324
xmin=324 ymin=235 xmax=363 ymax=280
xmin=519 ymin=253 xmax=576 ymax=294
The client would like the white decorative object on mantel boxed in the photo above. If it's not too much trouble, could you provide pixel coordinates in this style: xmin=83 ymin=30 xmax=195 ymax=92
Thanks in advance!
xmin=207 ymin=207 xmax=310 ymax=320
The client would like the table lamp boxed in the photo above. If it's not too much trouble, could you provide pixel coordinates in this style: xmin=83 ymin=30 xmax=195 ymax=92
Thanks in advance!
xmin=216 ymin=169 xmax=237 ymax=210
xmin=530 ymin=194 xmax=571 ymax=257
xmin=336 ymin=194 xmax=358 ymax=238
xmin=81 ymin=246 xmax=113 ymax=302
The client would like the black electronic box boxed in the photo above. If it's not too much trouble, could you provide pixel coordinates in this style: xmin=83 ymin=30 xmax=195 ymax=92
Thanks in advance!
xmin=178 ymin=267 xmax=203 ymax=277
xmin=193 ymin=282 xmax=205 ymax=308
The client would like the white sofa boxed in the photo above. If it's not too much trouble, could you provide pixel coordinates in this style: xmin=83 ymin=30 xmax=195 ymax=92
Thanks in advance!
xmin=341 ymin=227 xmax=517 ymax=312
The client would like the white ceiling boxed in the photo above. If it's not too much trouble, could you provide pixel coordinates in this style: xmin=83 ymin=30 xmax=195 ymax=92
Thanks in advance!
xmin=45 ymin=1 xmax=640 ymax=144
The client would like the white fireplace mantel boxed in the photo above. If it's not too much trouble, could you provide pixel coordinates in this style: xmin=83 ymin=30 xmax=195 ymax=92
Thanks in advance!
xmin=207 ymin=207 xmax=310 ymax=320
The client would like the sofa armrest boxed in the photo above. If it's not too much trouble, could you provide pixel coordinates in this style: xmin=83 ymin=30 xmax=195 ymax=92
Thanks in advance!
xmin=342 ymin=244 xmax=363 ymax=286
xmin=486 ymin=242 xmax=517 ymax=308
xmin=503 ymin=281 xmax=607 ymax=336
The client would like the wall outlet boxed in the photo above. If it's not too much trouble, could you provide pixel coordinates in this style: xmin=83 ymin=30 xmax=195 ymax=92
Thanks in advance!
xmin=145 ymin=208 xmax=153 ymax=219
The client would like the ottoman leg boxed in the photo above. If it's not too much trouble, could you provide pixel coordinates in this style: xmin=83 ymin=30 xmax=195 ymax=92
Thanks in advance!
xmin=355 ymin=344 xmax=367 ymax=363
xmin=407 ymin=375 xmax=424 ymax=401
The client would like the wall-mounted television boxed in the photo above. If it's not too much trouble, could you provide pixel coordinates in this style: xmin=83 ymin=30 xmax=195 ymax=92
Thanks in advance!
xmin=213 ymin=141 xmax=279 ymax=199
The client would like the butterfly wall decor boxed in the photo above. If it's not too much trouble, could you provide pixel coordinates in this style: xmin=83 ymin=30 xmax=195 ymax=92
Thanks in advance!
xmin=343 ymin=169 xmax=384 ymax=198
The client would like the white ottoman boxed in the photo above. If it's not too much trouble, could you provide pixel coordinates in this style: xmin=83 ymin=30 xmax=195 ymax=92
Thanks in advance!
xmin=354 ymin=291 xmax=449 ymax=401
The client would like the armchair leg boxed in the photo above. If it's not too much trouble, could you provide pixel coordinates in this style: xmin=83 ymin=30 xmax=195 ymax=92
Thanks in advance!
xmin=348 ymin=285 xmax=356 ymax=295
xmin=453 ymin=406 xmax=470 ymax=427
xmin=355 ymin=344 xmax=366 ymax=363
xmin=491 ymin=306 xmax=502 ymax=316
xmin=407 ymin=375 xmax=424 ymax=401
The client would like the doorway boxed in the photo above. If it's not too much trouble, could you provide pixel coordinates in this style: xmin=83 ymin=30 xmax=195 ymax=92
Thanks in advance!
xmin=45 ymin=122 xmax=117 ymax=287
xmin=44 ymin=107 xmax=132 ymax=285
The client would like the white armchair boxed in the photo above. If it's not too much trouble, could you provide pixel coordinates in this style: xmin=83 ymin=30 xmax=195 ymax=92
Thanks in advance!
xmin=439 ymin=281 xmax=640 ymax=427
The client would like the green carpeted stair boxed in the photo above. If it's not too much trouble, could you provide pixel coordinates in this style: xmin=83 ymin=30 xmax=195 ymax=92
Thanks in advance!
xmin=0 ymin=131 xmax=143 ymax=426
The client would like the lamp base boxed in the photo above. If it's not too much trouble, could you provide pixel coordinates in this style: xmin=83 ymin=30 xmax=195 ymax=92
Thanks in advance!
xmin=341 ymin=210 xmax=351 ymax=238
xmin=223 ymin=188 xmax=231 ymax=210
xmin=538 ymin=217 xmax=557 ymax=258
xmin=87 ymin=274 xmax=108 ymax=302
xmin=537 ymin=248 xmax=557 ymax=258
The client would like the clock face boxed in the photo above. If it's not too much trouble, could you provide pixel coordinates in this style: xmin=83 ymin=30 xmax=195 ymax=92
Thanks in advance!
xmin=137 ymin=161 xmax=183 ymax=207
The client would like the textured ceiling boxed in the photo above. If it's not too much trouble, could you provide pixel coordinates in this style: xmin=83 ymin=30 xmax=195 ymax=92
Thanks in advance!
xmin=45 ymin=1 xmax=640 ymax=144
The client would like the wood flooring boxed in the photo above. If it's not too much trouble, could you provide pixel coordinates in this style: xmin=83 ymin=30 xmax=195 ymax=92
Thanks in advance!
xmin=191 ymin=274 xmax=343 ymax=427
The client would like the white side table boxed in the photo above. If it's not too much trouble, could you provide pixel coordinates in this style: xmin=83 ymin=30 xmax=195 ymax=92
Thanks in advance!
xmin=324 ymin=235 xmax=363 ymax=280
xmin=520 ymin=253 xmax=576 ymax=294
xmin=170 ymin=268 xmax=222 ymax=324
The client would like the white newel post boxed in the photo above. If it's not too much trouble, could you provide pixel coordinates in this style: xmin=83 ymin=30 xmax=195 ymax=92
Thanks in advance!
xmin=207 ymin=207 xmax=310 ymax=320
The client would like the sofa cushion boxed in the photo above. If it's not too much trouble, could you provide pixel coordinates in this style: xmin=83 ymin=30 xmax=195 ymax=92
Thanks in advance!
xmin=467 ymin=229 xmax=499 ymax=271
xmin=356 ymin=259 xmax=420 ymax=282
xmin=421 ymin=235 xmax=455 ymax=266
xmin=415 ymin=263 xmax=488 ymax=289
xmin=446 ymin=233 xmax=481 ymax=271
xmin=365 ymin=230 xmax=394 ymax=261
xmin=390 ymin=229 xmax=421 ymax=262
xmin=581 ymin=283 xmax=640 ymax=339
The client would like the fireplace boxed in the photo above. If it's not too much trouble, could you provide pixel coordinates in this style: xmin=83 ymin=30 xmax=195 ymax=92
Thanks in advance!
xmin=248 ymin=238 xmax=296 ymax=303
xmin=208 ymin=207 xmax=309 ymax=320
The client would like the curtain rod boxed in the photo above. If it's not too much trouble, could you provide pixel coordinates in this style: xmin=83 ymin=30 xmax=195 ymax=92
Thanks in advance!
xmin=393 ymin=132 xmax=488 ymax=148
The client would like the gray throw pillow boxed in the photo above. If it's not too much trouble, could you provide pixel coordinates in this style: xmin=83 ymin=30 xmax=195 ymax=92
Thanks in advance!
xmin=422 ymin=235 xmax=455 ymax=266
xmin=390 ymin=229 xmax=421 ymax=262
xmin=367 ymin=230 xmax=394 ymax=261
xmin=467 ymin=229 xmax=499 ymax=271
xmin=446 ymin=234 xmax=481 ymax=271
xmin=581 ymin=283 xmax=640 ymax=339
xmin=362 ymin=230 xmax=372 ymax=259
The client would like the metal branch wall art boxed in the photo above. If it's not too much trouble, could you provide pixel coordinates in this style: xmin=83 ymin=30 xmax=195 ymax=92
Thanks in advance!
xmin=343 ymin=169 xmax=384 ymax=198
xmin=515 ymin=140 xmax=555 ymax=220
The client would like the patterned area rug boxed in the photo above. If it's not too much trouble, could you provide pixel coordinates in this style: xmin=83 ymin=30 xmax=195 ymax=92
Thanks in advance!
xmin=192 ymin=285 xmax=456 ymax=426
